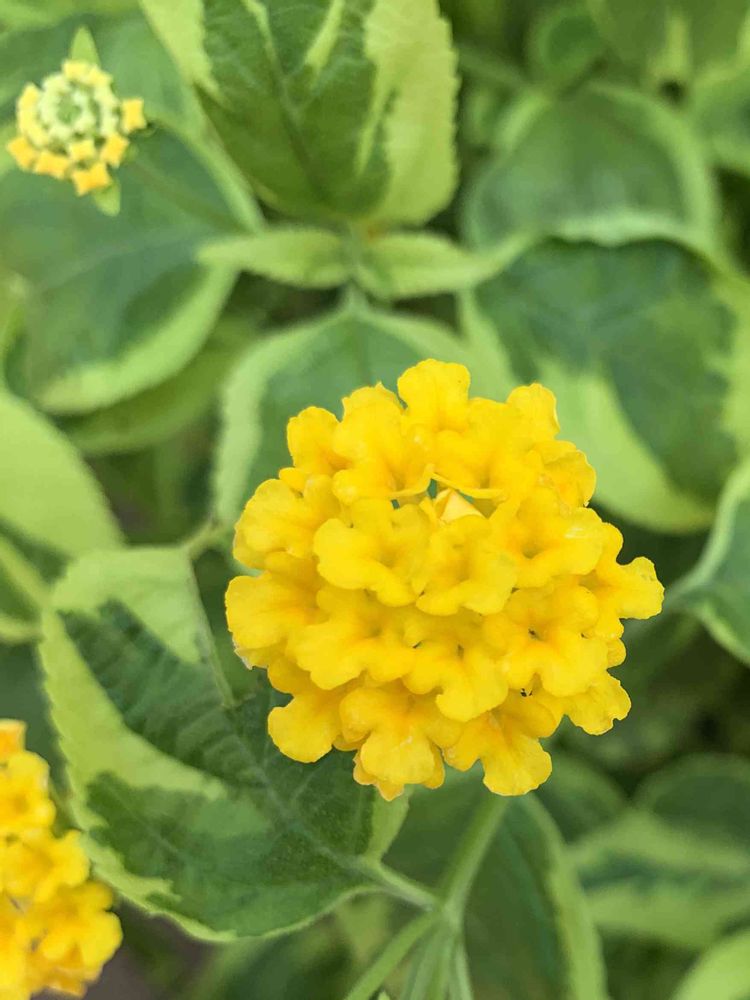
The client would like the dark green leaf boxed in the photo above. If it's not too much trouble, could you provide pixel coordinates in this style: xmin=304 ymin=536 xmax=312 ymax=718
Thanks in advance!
xmin=2 ymin=129 xmax=239 ymax=413
xmin=463 ymin=239 xmax=750 ymax=531
xmin=463 ymin=83 xmax=717 ymax=249
xmin=588 ymin=0 xmax=750 ymax=84
xmin=575 ymin=755 xmax=750 ymax=949
xmin=40 ymin=547 xmax=407 ymax=939
xmin=143 ymin=0 xmax=458 ymax=225
xmin=527 ymin=3 xmax=604 ymax=90
xmin=536 ymin=751 xmax=626 ymax=841
xmin=675 ymin=461 xmax=750 ymax=664
xmin=0 ymin=642 xmax=60 ymax=773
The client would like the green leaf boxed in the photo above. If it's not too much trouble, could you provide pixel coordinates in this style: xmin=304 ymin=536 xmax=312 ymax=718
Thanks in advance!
xmin=143 ymin=0 xmax=458 ymax=225
xmin=1 ymin=129 xmax=240 ymax=414
xmin=676 ymin=460 xmax=750 ymax=664
xmin=604 ymin=940 xmax=693 ymax=1000
xmin=575 ymin=755 xmax=750 ymax=949
xmin=355 ymin=232 xmax=528 ymax=300
xmin=527 ymin=3 xmax=604 ymax=90
xmin=91 ymin=180 xmax=122 ymax=217
xmin=0 ymin=583 xmax=38 ymax=643
xmin=0 ymin=16 xmax=78 ymax=117
xmin=60 ymin=319 xmax=254 ymax=456
xmin=587 ymin=0 xmax=750 ymax=84
xmin=189 ymin=918 xmax=356 ymax=1000
xmin=463 ymin=83 xmax=718 ymax=250
xmin=201 ymin=227 xmax=349 ymax=289
xmin=440 ymin=0 xmax=504 ymax=45
xmin=0 ymin=391 xmax=121 ymax=638
xmin=386 ymin=775 xmax=608 ymax=1000
xmin=203 ymin=228 xmax=530 ymax=300
xmin=0 ymin=269 xmax=26 ymax=376
xmin=40 ymin=546 xmax=408 ymax=940
xmin=0 ymin=642 xmax=60 ymax=773
xmin=535 ymin=751 xmax=626 ymax=842
xmin=0 ymin=0 xmax=134 ymax=30
xmin=689 ymin=61 xmax=750 ymax=179
xmin=443 ymin=0 xmax=547 ymax=62
xmin=69 ymin=25 xmax=100 ymax=64
xmin=463 ymin=238 xmax=750 ymax=532
xmin=139 ymin=0 xmax=219 ymax=97
xmin=213 ymin=300 xmax=466 ymax=526
xmin=672 ymin=929 xmax=750 ymax=1000
xmin=93 ymin=9 xmax=205 ymax=129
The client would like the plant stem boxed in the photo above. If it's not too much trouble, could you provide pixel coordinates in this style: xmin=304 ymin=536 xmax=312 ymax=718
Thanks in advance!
xmin=341 ymin=911 xmax=439 ymax=1000
xmin=439 ymin=794 xmax=508 ymax=920
xmin=365 ymin=861 xmax=438 ymax=912
xmin=183 ymin=519 xmax=230 ymax=561
xmin=399 ymin=796 xmax=506 ymax=999
xmin=400 ymin=924 xmax=457 ymax=1000
xmin=450 ymin=943 xmax=475 ymax=1000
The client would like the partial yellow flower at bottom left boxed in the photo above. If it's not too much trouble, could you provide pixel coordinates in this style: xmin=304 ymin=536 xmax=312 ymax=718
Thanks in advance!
xmin=0 ymin=720 xmax=121 ymax=1000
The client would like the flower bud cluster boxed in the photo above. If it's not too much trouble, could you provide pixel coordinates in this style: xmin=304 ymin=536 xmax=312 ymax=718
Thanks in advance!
xmin=7 ymin=60 xmax=146 ymax=196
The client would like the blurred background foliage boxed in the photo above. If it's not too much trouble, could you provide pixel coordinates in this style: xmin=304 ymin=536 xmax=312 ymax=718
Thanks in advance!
xmin=3 ymin=0 xmax=750 ymax=998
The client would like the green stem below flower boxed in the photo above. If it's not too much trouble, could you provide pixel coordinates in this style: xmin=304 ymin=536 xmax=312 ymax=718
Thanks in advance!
xmin=366 ymin=861 xmax=439 ymax=912
xmin=439 ymin=793 xmax=508 ymax=922
xmin=341 ymin=910 xmax=439 ymax=1000
xmin=347 ymin=788 xmax=507 ymax=999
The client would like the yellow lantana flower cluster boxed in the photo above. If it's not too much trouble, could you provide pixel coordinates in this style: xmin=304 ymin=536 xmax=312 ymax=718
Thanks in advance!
xmin=226 ymin=361 xmax=663 ymax=800
xmin=6 ymin=60 xmax=146 ymax=196
xmin=0 ymin=721 xmax=121 ymax=1000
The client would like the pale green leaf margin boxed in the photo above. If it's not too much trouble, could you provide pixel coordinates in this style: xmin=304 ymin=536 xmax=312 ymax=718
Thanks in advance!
xmin=672 ymin=929 xmax=750 ymax=1000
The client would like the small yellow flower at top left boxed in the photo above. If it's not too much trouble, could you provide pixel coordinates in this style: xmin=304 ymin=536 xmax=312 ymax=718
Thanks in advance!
xmin=6 ymin=57 xmax=147 ymax=196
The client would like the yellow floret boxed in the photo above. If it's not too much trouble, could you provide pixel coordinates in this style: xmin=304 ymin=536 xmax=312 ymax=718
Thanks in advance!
xmin=226 ymin=360 xmax=663 ymax=800
xmin=62 ymin=60 xmax=89 ymax=83
xmin=314 ymin=499 xmax=431 ymax=607
xmin=99 ymin=132 xmax=129 ymax=167
xmin=17 ymin=84 xmax=40 ymax=112
xmin=0 ymin=753 xmax=55 ymax=837
xmin=33 ymin=150 xmax=70 ymax=180
xmin=85 ymin=66 xmax=113 ymax=88
xmin=3 ymin=831 xmax=89 ymax=904
xmin=281 ymin=406 xmax=347 ymax=491
xmin=68 ymin=139 xmax=96 ymax=164
xmin=120 ymin=97 xmax=146 ymax=133
xmin=71 ymin=161 xmax=110 ymax=196
xmin=6 ymin=136 xmax=38 ymax=171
